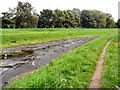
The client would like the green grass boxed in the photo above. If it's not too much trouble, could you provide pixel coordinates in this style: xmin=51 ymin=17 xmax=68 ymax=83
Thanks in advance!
xmin=7 ymin=34 xmax=117 ymax=88
xmin=1 ymin=28 xmax=117 ymax=49
xmin=101 ymin=36 xmax=118 ymax=88
xmin=1 ymin=28 xmax=118 ymax=88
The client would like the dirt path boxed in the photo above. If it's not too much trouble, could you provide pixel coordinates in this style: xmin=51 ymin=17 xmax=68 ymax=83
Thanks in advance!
xmin=89 ymin=39 xmax=112 ymax=88
xmin=0 ymin=36 xmax=98 ymax=88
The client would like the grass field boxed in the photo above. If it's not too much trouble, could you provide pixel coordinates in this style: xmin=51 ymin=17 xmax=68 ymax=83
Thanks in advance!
xmin=4 ymin=29 xmax=118 ymax=88
xmin=1 ymin=28 xmax=118 ymax=88
xmin=101 ymin=36 xmax=118 ymax=88
xmin=1 ymin=28 xmax=117 ymax=49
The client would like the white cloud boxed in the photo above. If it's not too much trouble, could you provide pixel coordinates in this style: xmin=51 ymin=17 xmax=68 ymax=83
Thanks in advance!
xmin=0 ymin=0 xmax=119 ymax=21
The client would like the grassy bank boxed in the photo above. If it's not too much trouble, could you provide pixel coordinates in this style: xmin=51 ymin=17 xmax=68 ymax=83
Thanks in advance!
xmin=101 ymin=36 xmax=118 ymax=88
xmin=1 ymin=28 xmax=117 ymax=49
xmin=7 ymin=34 xmax=116 ymax=88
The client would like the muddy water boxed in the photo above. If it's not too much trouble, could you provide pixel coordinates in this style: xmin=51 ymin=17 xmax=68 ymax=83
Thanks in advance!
xmin=0 ymin=36 xmax=98 ymax=88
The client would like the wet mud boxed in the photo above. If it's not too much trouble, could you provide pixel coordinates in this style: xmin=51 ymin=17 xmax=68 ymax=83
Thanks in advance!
xmin=0 ymin=36 xmax=99 ymax=88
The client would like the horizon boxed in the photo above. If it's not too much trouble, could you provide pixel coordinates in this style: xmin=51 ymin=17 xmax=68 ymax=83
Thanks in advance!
xmin=0 ymin=0 xmax=119 ymax=21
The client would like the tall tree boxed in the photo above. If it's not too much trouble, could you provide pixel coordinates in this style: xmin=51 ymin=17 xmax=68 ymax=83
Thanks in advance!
xmin=66 ymin=10 xmax=76 ymax=28
xmin=81 ymin=10 xmax=96 ymax=28
xmin=81 ymin=10 xmax=107 ymax=28
xmin=62 ymin=10 xmax=70 ymax=28
xmin=1 ymin=13 xmax=15 ymax=28
xmin=54 ymin=9 xmax=65 ymax=28
xmin=72 ymin=8 xmax=81 ymax=27
xmin=96 ymin=11 xmax=106 ymax=28
xmin=15 ymin=2 xmax=38 ymax=28
xmin=1 ymin=8 xmax=16 ymax=28
xmin=38 ymin=9 xmax=57 ymax=28
xmin=106 ymin=13 xmax=115 ymax=28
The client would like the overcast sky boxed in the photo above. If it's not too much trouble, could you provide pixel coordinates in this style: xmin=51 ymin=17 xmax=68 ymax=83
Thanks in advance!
xmin=0 ymin=0 xmax=119 ymax=21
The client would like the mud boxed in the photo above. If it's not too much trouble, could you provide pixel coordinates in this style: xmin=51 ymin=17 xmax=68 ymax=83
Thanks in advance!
xmin=0 ymin=36 xmax=99 ymax=88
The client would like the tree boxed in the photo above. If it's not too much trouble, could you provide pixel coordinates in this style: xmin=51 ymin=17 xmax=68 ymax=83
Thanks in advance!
xmin=81 ymin=10 xmax=96 ymax=28
xmin=81 ymin=10 xmax=107 ymax=28
xmin=62 ymin=10 xmax=78 ymax=28
xmin=1 ymin=12 xmax=15 ymax=28
xmin=97 ymin=11 xmax=106 ymax=28
xmin=66 ymin=10 xmax=76 ymax=28
xmin=38 ymin=9 xmax=57 ymax=28
xmin=62 ymin=10 xmax=70 ymax=28
xmin=54 ymin=9 xmax=65 ymax=28
xmin=106 ymin=13 xmax=115 ymax=28
xmin=1 ymin=8 xmax=16 ymax=28
xmin=1 ymin=1 xmax=116 ymax=29
xmin=15 ymin=2 xmax=38 ymax=28
xmin=72 ymin=8 xmax=81 ymax=27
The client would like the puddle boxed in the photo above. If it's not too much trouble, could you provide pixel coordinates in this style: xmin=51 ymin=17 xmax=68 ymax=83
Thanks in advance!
xmin=0 ymin=36 xmax=99 ymax=88
xmin=1 ymin=49 xmax=34 ymax=60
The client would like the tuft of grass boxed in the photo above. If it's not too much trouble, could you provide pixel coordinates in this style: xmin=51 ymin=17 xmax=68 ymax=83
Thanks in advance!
xmin=7 ymin=34 xmax=116 ymax=88
xmin=1 ymin=28 xmax=117 ymax=49
xmin=101 ymin=36 xmax=118 ymax=88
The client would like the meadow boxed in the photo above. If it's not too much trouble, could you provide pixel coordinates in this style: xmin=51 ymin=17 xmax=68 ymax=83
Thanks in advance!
xmin=1 ymin=28 xmax=117 ymax=49
xmin=1 ymin=28 xmax=118 ymax=88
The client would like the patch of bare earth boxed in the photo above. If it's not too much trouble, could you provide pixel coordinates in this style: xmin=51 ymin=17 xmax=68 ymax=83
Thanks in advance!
xmin=89 ymin=39 xmax=112 ymax=88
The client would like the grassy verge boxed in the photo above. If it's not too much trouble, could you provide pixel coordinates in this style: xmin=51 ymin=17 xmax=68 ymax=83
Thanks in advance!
xmin=1 ymin=28 xmax=117 ymax=49
xmin=7 ymin=34 xmax=115 ymax=88
xmin=101 ymin=36 xmax=118 ymax=88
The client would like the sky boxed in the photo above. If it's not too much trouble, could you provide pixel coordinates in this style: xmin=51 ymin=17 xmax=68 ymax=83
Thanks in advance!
xmin=0 ymin=0 xmax=119 ymax=21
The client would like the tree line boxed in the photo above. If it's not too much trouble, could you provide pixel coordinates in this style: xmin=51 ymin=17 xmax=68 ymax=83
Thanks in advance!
xmin=1 ymin=1 xmax=119 ymax=28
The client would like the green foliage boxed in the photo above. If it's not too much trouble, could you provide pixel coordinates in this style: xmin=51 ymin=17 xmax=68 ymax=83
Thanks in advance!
xmin=1 ymin=1 xmax=116 ymax=28
xmin=96 ymin=10 xmax=106 ymax=28
xmin=1 ymin=11 xmax=16 ymax=28
xmin=15 ymin=2 xmax=38 ymax=28
xmin=81 ymin=10 xmax=109 ymax=28
xmin=37 ymin=9 xmax=57 ymax=28
xmin=106 ymin=13 xmax=115 ymax=28
xmin=64 ymin=10 xmax=77 ymax=28
xmin=37 ymin=9 xmax=81 ymax=28
xmin=54 ymin=9 xmax=65 ymax=28
xmin=81 ymin=10 xmax=95 ymax=28
xmin=72 ymin=8 xmax=81 ymax=27
xmin=1 ymin=2 xmax=38 ymax=28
